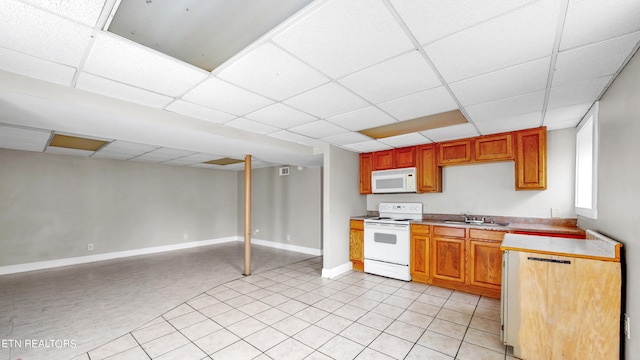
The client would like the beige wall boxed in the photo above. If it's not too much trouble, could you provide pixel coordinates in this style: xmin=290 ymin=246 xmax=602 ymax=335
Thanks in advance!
xmin=368 ymin=128 xmax=576 ymax=218
xmin=237 ymin=165 xmax=322 ymax=250
xmin=0 ymin=149 xmax=238 ymax=266
xmin=578 ymin=49 xmax=640 ymax=358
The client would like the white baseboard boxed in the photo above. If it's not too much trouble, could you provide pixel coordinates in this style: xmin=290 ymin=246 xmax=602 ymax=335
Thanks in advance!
xmin=249 ymin=238 xmax=323 ymax=256
xmin=321 ymin=261 xmax=353 ymax=279
xmin=0 ymin=236 xmax=323 ymax=275
xmin=0 ymin=237 xmax=237 ymax=276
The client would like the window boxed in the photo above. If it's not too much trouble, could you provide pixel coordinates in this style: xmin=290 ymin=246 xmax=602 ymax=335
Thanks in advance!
xmin=575 ymin=102 xmax=598 ymax=218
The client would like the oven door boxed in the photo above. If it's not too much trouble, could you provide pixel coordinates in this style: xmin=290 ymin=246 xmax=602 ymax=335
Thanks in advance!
xmin=363 ymin=222 xmax=410 ymax=265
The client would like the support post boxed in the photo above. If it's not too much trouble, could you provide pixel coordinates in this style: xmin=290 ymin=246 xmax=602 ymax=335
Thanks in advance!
xmin=243 ymin=154 xmax=251 ymax=276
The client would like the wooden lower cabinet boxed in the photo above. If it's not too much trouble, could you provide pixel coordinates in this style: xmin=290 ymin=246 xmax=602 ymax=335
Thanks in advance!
xmin=349 ymin=220 xmax=364 ymax=271
xmin=431 ymin=226 xmax=466 ymax=284
xmin=410 ymin=224 xmax=431 ymax=283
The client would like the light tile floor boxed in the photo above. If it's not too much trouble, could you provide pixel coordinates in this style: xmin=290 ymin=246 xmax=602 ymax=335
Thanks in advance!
xmin=69 ymin=257 xmax=516 ymax=360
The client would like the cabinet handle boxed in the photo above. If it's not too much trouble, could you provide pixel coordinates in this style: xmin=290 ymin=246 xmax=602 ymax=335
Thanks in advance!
xmin=527 ymin=257 xmax=571 ymax=264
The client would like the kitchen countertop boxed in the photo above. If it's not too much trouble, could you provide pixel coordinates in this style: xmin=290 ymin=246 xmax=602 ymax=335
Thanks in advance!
xmin=501 ymin=231 xmax=622 ymax=261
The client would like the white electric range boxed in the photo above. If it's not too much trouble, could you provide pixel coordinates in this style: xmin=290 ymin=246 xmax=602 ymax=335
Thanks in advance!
xmin=363 ymin=202 xmax=423 ymax=281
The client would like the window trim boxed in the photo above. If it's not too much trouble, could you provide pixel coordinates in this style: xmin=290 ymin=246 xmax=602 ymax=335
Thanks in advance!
xmin=575 ymin=102 xmax=598 ymax=219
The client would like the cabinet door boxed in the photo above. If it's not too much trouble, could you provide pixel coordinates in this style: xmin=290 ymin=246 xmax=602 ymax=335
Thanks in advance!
xmin=438 ymin=139 xmax=472 ymax=165
xmin=410 ymin=225 xmax=431 ymax=283
xmin=394 ymin=146 xmax=416 ymax=168
xmin=475 ymin=132 xmax=513 ymax=162
xmin=372 ymin=150 xmax=394 ymax=170
xmin=468 ymin=239 xmax=502 ymax=290
xmin=431 ymin=236 xmax=465 ymax=283
xmin=515 ymin=127 xmax=546 ymax=190
xmin=359 ymin=153 xmax=373 ymax=194
xmin=416 ymin=144 xmax=442 ymax=193
xmin=349 ymin=220 xmax=364 ymax=271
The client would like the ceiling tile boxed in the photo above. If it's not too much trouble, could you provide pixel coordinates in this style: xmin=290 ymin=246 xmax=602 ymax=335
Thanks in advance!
xmin=299 ymin=138 xmax=329 ymax=148
xmin=0 ymin=47 xmax=75 ymax=86
xmin=560 ymin=0 xmax=640 ymax=50
xmin=450 ymin=57 xmax=550 ymax=106
xmin=181 ymin=77 xmax=274 ymax=116
xmin=245 ymin=103 xmax=317 ymax=129
xmin=76 ymin=73 xmax=174 ymax=108
xmin=273 ymin=0 xmax=414 ymax=78
xmin=268 ymin=130 xmax=313 ymax=144
xmin=343 ymin=140 xmax=392 ymax=153
xmin=0 ymin=124 xmax=50 ymax=152
xmin=130 ymin=147 xmax=196 ymax=163
xmin=283 ymin=82 xmax=369 ymax=119
xmin=339 ymin=51 xmax=442 ymax=103
xmin=163 ymin=153 xmax=222 ymax=165
xmin=321 ymin=132 xmax=372 ymax=146
xmin=0 ymin=0 xmax=94 ymax=66
xmin=288 ymin=120 xmax=349 ymax=138
xmin=553 ymin=32 xmax=640 ymax=88
xmin=84 ymin=33 xmax=209 ymax=97
xmin=378 ymin=86 xmax=458 ymax=121
xmin=327 ymin=106 xmax=396 ymax=131
xmin=225 ymin=118 xmax=280 ymax=135
xmin=390 ymin=0 xmax=537 ymax=45
xmin=96 ymin=141 xmax=159 ymax=157
xmin=45 ymin=146 xmax=94 ymax=157
xmin=547 ymin=76 xmax=612 ymax=109
xmin=378 ymin=133 xmax=430 ymax=147
xmin=420 ymin=123 xmax=479 ymax=142
xmin=543 ymin=102 xmax=592 ymax=130
xmin=473 ymin=111 xmax=542 ymax=134
xmin=27 ymin=0 xmax=105 ymax=27
xmin=165 ymin=100 xmax=236 ymax=124
xmin=424 ymin=0 xmax=560 ymax=82
xmin=465 ymin=90 xmax=545 ymax=123
xmin=218 ymin=42 xmax=329 ymax=101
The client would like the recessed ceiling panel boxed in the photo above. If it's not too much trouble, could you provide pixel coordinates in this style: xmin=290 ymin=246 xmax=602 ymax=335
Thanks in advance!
xmin=182 ymin=77 xmax=274 ymax=116
xmin=339 ymin=51 xmax=442 ymax=103
xmin=273 ymin=0 xmax=415 ymax=78
xmin=360 ymin=110 xmax=468 ymax=139
xmin=390 ymin=0 xmax=537 ymax=45
xmin=327 ymin=106 xmax=396 ymax=131
xmin=378 ymin=86 xmax=458 ymax=121
xmin=49 ymin=134 xmax=109 ymax=151
xmin=450 ymin=57 xmax=550 ymax=106
xmin=283 ymin=83 xmax=369 ymax=119
xmin=473 ymin=112 xmax=542 ymax=134
xmin=0 ymin=124 xmax=50 ymax=152
xmin=547 ymin=76 xmax=613 ymax=109
xmin=553 ymin=32 xmax=640 ymax=88
xmin=465 ymin=91 xmax=545 ymax=123
xmin=424 ymin=0 xmax=560 ymax=82
xmin=0 ymin=47 xmax=76 ymax=86
xmin=560 ymin=0 xmax=640 ymax=50
xmin=245 ymin=103 xmax=316 ymax=129
xmin=165 ymin=100 xmax=236 ymax=124
xmin=203 ymin=158 xmax=244 ymax=166
xmin=84 ymin=33 xmax=209 ymax=97
xmin=108 ymin=0 xmax=314 ymax=71
xmin=0 ymin=0 xmax=94 ymax=66
xmin=218 ymin=43 xmax=328 ymax=101
xmin=76 ymin=73 xmax=174 ymax=108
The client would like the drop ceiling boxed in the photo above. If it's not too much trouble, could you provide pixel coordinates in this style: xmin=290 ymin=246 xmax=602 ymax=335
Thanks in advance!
xmin=0 ymin=0 xmax=639 ymax=170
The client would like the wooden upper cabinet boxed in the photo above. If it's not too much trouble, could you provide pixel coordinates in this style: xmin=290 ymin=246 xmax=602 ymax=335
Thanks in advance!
xmin=416 ymin=144 xmax=442 ymax=193
xmin=394 ymin=146 xmax=416 ymax=168
xmin=475 ymin=132 xmax=514 ymax=162
xmin=372 ymin=149 xmax=394 ymax=170
xmin=438 ymin=139 xmax=472 ymax=165
xmin=359 ymin=153 xmax=373 ymax=194
xmin=515 ymin=127 xmax=547 ymax=190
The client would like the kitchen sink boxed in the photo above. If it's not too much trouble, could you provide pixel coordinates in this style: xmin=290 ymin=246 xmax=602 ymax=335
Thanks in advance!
xmin=442 ymin=220 xmax=510 ymax=227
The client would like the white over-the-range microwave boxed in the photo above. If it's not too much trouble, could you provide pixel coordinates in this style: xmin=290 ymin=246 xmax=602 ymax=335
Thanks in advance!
xmin=371 ymin=167 xmax=417 ymax=193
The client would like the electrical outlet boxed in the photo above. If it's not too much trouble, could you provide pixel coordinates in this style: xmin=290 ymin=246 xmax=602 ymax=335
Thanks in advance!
xmin=255 ymin=229 xmax=259 ymax=234
xmin=625 ymin=313 xmax=631 ymax=340
xmin=551 ymin=208 xmax=560 ymax=218
xmin=87 ymin=243 xmax=94 ymax=251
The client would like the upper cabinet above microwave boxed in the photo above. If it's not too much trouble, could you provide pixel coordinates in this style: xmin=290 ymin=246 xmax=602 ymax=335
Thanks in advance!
xmin=359 ymin=127 xmax=546 ymax=194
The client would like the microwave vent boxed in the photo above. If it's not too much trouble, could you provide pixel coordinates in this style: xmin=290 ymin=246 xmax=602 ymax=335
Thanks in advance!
xmin=279 ymin=166 xmax=290 ymax=176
